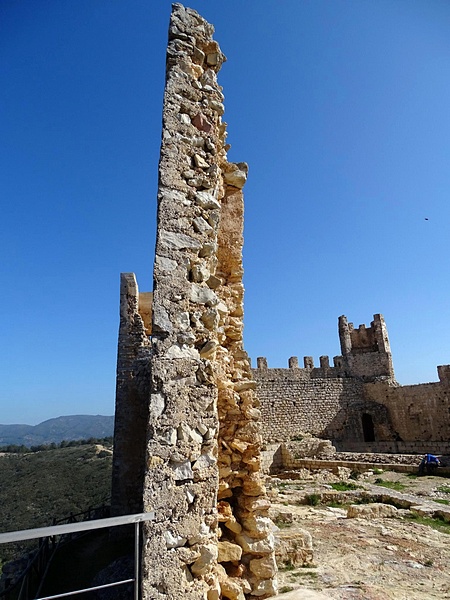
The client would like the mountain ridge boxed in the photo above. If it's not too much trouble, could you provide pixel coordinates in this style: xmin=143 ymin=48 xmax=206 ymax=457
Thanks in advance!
xmin=0 ymin=415 xmax=114 ymax=446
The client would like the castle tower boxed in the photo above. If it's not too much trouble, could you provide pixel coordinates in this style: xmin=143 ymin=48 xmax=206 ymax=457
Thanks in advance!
xmin=338 ymin=313 xmax=395 ymax=381
xmin=112 ymin=5 xmax=276 ymax=599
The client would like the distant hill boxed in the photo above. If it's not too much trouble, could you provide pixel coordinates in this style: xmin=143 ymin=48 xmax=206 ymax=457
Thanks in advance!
xmin=0 ymin=415 xmax=114 ymax=447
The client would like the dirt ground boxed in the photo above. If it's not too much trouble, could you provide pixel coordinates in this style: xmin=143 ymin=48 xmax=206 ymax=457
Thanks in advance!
xmin=268 ymin=468 xmax=450 ymax=600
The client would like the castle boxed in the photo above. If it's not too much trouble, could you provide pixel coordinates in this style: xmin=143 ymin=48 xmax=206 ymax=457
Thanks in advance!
xmin=110 ymin=5 xmax=450 ymax=599
xmin=255 ymin=313 xmax=450 ymax=456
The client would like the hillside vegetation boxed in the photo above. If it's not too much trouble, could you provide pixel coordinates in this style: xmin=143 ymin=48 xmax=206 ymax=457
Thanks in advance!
xmin=0 ymin=444 xmax=112 ymax=564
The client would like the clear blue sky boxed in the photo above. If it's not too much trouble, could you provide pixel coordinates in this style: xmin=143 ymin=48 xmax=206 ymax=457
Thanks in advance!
xmin=1 ymin=1 xmax=450 ymax=424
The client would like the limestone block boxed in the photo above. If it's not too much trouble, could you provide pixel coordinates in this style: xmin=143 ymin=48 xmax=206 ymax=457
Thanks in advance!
xmin=149 ymin=393 xmax=165 ymax=419
xmin=200 ymin=69 xmax=217 ymax=87
xmin=194 ymin=154 xmax=210 ymax=169
xmin=275 ymin=528 xmax=313 ymax=567
xmin=159 ymin=229 xmax=201 ymax=251
xmin=191 ymin=543 xmax=219 ymax=576
xmin=235 ymin=533 xmax=275 ymax=555
xmin=165 ymin=530 xmax=187 ymax=549
xmin=242 ymin=474 xmax=265 ymax=497
xmin=188 ymin=521 xmax=215 ymax=545
xmin=200 ymin=340 xmax=219 ymax=359
xmin=176 ymin=546 xmax=201 ymax=564
xmin=250 ymin=578 xmax=278 ymax=597
xmin=155 ymin=428 xmax=177 ymax=446
xmin=155 ymin=256 xmax=177 ymax=272
xmin=241 ymin=516 xmax=273 ymax=539
xmin=208 ymin=99 xmax=225 ymax=115
xmin=249 ymin=555 xmax=278 ymax=579
xmin=178 ymin=113 xmax=191 ymax=124
xmin=191 ymin=262 xmax=211 ymax=283
xmin=238 ymin=495 xmax=271 ymax=514
xmin=152 ymin=303 xmax=173 ymax=334
xmin=347 ymin=503 xmax=398 ymax=519
xmin=199 ymin=241 xmax=218 ymax=258
xmin=218 ymin=541 xmax=242 ymax=562
xmin=234 ymin=380 xmax=256 ymax=392
xmin=178 ymin=423 xmax=203 ymax=444
xmin=201 ymin=309 xmax=219 ymax=330
xmin=190 ymin=284 xmax=218 ymax=306
xmin=207 ymin=274 xmax=221 ymax=289
xmin=171 ymin=460 xmax=194 ymax=481
xmin=165 ymin=344 xmax=200 ymax=359
xmin=195 ymin=191 xmax=221 ymax=210
xmin=223 ymin=166 xmax=247 ymax=190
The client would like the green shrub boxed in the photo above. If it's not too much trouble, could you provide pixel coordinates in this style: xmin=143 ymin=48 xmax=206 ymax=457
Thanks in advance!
xmin=305 ymin=493 xmax=320 ymax=506
xmin=331 ymin=481 xmax=361 ymax=491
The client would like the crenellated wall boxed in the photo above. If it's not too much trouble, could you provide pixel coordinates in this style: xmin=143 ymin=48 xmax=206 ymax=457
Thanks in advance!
xmin=254 ymin=314 xmax=450 ymax=454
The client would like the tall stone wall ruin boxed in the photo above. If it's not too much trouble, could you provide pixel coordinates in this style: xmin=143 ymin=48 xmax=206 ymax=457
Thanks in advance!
xmin=112 ymin=5 xmax=276 ymax=600
xmin=254 ymin=314 xmax=450 ymax=455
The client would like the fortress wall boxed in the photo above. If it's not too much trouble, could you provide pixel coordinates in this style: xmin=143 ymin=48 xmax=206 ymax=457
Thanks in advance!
xmin=253 ymin=367 xmax=364 ymax=442
xmin=254 ymin=315 xmax=450 ymax=452
xmin=364 ymin=380 xmax=450 ymax=443
xmin=254 ymin=364 xmax=450 ymax=453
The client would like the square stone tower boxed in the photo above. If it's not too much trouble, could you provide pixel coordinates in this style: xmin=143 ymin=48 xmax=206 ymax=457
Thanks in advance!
xmin=112 ymin=5 xmax=276 ymax=599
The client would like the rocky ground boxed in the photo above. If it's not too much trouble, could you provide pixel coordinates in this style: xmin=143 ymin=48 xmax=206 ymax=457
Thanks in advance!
xmin=267 ymin=467 xmax=450 ymax=599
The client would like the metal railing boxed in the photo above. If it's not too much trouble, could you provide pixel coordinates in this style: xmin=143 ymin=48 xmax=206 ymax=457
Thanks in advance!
xmin=0 ymin=512 xmax=155 ymax=600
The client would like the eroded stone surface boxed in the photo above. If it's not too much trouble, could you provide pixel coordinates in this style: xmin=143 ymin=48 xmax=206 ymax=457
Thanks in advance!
xmin=106 ymin=4 xmax=278 ymax=599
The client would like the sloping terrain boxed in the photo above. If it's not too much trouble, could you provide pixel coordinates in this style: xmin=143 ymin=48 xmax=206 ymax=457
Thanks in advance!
xmin=270 ymin=469 xmax=450 ymax=599
xmin=0 ymin=444 xmax=112 ymax=564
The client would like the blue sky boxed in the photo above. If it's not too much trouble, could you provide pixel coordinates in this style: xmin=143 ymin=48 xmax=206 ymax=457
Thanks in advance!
xmin=1 ymin=0 xmax=450 ymax=424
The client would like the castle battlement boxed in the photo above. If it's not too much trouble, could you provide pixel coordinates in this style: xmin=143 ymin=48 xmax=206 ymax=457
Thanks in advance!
xmin=253 ymin=314 xmax=450 ymax=452
xmin=255 ymin=354 xmax=345 ymax=380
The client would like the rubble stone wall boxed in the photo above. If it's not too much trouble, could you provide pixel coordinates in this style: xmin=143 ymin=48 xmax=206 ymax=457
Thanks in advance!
xmin=110 ymin=5 xmax=276 ymax=600
xmin=254 ymin=314 xmax=450 ymax=453
xmin=364 ymin=380 xmax=450 ymax=443
xmin=111 ymin=273 xmax=152 ymax=516
xmin=255 ymin=363 xmax=450 ymax=451
xmin=254 ymin=367 xmax=363 ymax=442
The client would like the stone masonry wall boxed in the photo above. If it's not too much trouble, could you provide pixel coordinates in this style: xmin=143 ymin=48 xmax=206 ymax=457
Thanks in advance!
xmin=254 ymin=359 xmax=450 ymax=453
xmin=136 ymin=6 xmax=276 ymax=600
xmin=111 ymin=273 xmax=151 ymax=516
xmin=254 ymin=366 xmax=364 ymax=443
xmin=254 ymin=314 xmax=450 ymax=453
xmin=364 ymin=378 xmax=450 ymax=443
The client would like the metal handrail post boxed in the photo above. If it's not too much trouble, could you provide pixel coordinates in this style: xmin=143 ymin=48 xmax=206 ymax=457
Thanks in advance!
xmin=134 ymin=522 xmax=139 ymax=600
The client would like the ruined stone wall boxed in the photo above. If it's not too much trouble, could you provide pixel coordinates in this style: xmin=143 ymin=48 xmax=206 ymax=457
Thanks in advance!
xmin=364 ymin=377 xmax=450 ymax=443
xmin=111 ymin=273 xmax=151 ymax=516
xmin=254 ymin=364 xmax=363 ymax=442
xmin=255 ymin=361 xmax=450 ymax=451
xmin=253 ymin=356 xmax=450 ymax=453
xmin=254 ymin=315 xmax=450 ymax=453
xmin=132 ymin=5 xmax=276 ymax=599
